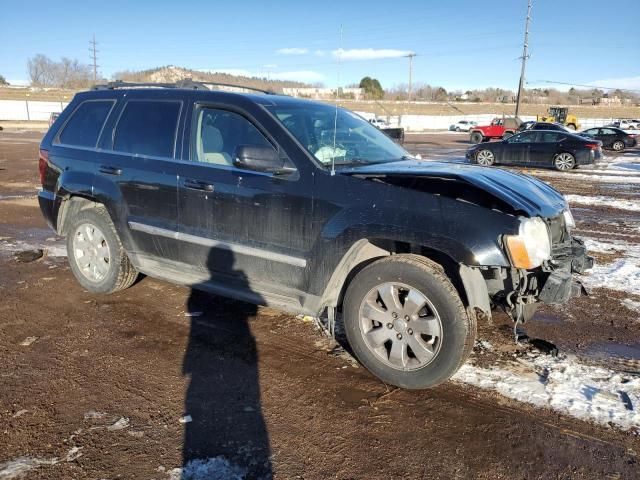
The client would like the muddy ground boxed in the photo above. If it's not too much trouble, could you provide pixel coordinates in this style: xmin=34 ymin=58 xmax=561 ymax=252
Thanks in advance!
xmin=1 ymin=129 xmax=640 ymax=479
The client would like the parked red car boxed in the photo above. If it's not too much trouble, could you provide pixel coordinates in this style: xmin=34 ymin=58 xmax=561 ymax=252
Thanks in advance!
xmin=470 ymin=116 xmax=522 ymax=143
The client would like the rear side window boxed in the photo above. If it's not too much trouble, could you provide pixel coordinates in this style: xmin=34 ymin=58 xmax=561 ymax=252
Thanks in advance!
xmin=58 ymin=100 xmax=113 ymax=147
xmin=113 ymin=101 xmax=181 ymax=158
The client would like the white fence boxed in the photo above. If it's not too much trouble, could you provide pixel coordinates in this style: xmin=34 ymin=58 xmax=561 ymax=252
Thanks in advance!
xmin=356 ymin=111 xmax=626 ymax=132
xmin=0 ymin=100 xmax=628 ymax=130
xmin=0 ymin=100 xmax=69 ymax=121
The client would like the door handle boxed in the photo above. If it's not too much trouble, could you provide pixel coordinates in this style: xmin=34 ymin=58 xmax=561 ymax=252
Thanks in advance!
xmin=184 ymin=179 xmax=214 ymax=192
xmin=99 ymin=165 xmax=122 ymax=175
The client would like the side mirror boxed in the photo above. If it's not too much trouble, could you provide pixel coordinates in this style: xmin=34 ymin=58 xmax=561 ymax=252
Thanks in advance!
xmin=234 ymin=145 xmax=286 ymax=173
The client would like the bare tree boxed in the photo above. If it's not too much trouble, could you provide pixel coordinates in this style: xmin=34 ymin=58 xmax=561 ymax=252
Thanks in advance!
xmin=27 ymin=54 xmax=93 ymax=88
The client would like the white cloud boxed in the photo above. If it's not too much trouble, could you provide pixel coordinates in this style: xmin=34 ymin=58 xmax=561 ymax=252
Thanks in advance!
xmin=332 ymin=48 xmax=414 ymax=61
xmin=588 ymin=76 xmax=640 ymax=91
xmin=315 ymin=50 xmax=327 ymax=57
xmin=276 ymin=48 xmax=308 ymax=55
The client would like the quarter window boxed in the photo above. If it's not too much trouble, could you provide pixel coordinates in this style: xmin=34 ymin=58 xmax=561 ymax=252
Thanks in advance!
xmin=113 ymin=101 xmax=181 ymax=158
xmin=193 ymin=108 xmax=272 ymax=166
xmin=58 ymin=100 xmax=113 ymax=147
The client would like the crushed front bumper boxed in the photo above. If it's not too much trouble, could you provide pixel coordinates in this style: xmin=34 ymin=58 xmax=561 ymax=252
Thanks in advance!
xmin=538 ymin=237 xmax=593 ymax=304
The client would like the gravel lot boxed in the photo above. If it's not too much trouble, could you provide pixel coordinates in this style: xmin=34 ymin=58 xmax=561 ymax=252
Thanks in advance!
xmin=1 ymin=128 xmax=640 ymax=479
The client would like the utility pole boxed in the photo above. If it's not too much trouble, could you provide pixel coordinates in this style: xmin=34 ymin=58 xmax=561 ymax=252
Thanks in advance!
xmin=515 ymin=0 xmax=532 ymax=117
xmin=406 ymin=53 xmax=416 ymax=102
xmin=89 ymin=34 xmax=99 ymax=83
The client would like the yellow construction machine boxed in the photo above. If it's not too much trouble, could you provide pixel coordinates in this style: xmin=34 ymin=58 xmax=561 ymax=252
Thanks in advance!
xmin=537 ymin=106 xmax=580 ymax=130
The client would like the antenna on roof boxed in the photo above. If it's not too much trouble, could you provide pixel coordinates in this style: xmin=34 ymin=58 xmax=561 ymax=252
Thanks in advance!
xmin=331 ymin=24 xmax=343 ymax=177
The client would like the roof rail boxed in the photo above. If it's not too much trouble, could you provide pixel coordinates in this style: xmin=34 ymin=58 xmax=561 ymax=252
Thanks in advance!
xmin=92 ymin=78 xmax=274 ymax=94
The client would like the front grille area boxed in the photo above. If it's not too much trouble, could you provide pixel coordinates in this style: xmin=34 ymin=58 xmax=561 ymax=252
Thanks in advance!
xmin=547 ymin=214 xmax=569 ymax=247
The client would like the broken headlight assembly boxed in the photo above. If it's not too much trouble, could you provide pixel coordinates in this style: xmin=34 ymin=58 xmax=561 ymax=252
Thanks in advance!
xmin=504 ymin=217 xmax=551 ymax=269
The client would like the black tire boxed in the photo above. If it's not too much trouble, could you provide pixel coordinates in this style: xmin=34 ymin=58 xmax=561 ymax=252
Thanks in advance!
xmin=612 ymin=140 xmax=625 ymax=152
xmin=475 ymin=148 xmax=495 ymax=166
xmin=66 ymin=206 xmax=138 ymax=294
xmin=566 ymin=123 xmax=577 ymax=130
xmin=553 ymin=152 xmax=576 ymax=171
xmin=342 ymin=255 xmax=476 ymax=389
xmin=470 ymin=132 xmax=483 ymax=144
xmin=502 ymin=131 xmax=514 ymax=140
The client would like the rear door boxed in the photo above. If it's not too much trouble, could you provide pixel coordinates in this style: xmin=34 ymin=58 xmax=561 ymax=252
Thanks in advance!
xmin=529 ymin=131 xmax=560 ymax=166
xmin=597 ymin=128 xmax=618 ymax=148
xmin=96 ymin=93 xmax=184 ymax=264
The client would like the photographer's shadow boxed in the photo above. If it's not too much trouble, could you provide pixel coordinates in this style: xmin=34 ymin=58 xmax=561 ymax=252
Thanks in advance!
xmin=182 ymin=248 xmax=272 ymax=478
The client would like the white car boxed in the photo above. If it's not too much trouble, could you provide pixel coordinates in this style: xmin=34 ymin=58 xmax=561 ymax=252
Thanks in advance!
xmin=449 ymin=120 xmax=477 ymax=132
xmin=615 ymin=119 xmax=639 ymax=130
xmin=369 ymin=118 xmax=390 ymax=128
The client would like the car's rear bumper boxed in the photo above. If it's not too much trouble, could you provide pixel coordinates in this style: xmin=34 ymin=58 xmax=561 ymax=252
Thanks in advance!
xmin=38 ymin=189 xmax=58 ymax=231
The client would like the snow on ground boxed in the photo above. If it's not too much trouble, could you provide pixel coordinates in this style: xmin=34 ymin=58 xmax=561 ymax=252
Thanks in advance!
xmin=566 ymin=194 xmax=640 ymax=212
xmin=582 ymin=238 xmax=640 ymax=297
xmin=622 ymin=298 xmax=640 ymax=314
xmin=0 ymin=237 xmax=66 ymax=258
xmin=453 ymin=351 xmax=640 ymax=431
xmin=532 ymin=171 xmax=640 ymax=185
xmin=168 ymin=457 xmax=246 ymax=480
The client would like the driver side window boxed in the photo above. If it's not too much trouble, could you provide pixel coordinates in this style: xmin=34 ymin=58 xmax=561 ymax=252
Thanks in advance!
xmin=192 ymin=107 xmax=273 ymax=167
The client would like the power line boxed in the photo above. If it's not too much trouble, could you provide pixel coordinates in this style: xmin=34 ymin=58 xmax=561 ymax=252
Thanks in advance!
xmin=515 ymin=0 xmax=532 ymax=117
xmin=530 ymin=80 xmax=640 ymax=94
xmin=89 ymin=34 xmax=99 ymax=82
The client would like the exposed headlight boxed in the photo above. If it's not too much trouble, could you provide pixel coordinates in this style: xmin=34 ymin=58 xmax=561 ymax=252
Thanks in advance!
xmin=504 ymin=217 xmax=551 ymax=269
xmin=563 ymin=208 xmax=575 ymax=229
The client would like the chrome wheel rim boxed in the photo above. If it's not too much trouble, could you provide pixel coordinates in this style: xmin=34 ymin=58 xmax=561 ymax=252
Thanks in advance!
xmin=476 ymin=149 xmax=494 ymax=166
xmin=358 ymin=282 xmax=443 ymax=371
xmin=613 ymin=141 xmax=624 ymax=151
xmin=555 ymin=153 xmax=575 ymax=170
xmin=72 ymin=223 xmax=111 ymax=282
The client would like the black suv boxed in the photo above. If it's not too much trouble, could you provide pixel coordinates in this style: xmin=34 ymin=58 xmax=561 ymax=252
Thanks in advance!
xmin=38 ymin=81 xmax=592 ymax=389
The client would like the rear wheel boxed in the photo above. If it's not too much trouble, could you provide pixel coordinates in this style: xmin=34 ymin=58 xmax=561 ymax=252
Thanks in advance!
xmin=566 ymin=123 xmax=577 ymax=130
xmin=502 ymin=132 xmax=514 ymax=140
xmin=470 ymin=132 xmax=483 ymax=144
xmin=612 ymin=140 xmax=625 ymax=151
xmin=66 ymin=207 xmax=138 ymax=294
xmin=475 ymin=149 xmax=495 ymax=166
xmin=553 ymin=152 xmax=575 ymax=171
xmin=342 ymin=255 xmax=476 ymax=389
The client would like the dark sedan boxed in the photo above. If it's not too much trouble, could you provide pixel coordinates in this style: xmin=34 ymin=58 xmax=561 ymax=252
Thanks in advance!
xmin=518 ymin=121 xmax=571 ymax=133
xmin=466 ymin=130 xmax=602 ymax=171
xmin=580 ymin=127 xmax=637 ymax=151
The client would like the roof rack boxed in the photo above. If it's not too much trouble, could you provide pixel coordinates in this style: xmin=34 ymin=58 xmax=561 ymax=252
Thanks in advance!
xmin=92 ymin=78 xmax=274 ymax=94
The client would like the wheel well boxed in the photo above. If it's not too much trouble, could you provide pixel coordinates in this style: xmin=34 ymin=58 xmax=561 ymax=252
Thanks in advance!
xmin=333 ymin=240 xmax=470 ymax=312
xmin=57 ymin=196 xmax=103 ymax=236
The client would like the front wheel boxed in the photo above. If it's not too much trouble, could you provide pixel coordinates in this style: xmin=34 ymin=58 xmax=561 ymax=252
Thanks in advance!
xmin=66 ymin=207 xmax=138 ymax=294
xmin=612 ymin=140 xmax=625 ymax=151
xmin=475 ymin=149 xmax=495 ymax=166
xmin=502 ymin=132 xmax=514 ymax=140
xmin=342 ymin=255 xmax=476 ymax=389
xmin=554 ymin=152 xmax=575 ymax=171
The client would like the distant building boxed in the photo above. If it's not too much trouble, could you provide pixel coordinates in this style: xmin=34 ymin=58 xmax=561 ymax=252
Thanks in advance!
xmin=283 ymin=87 xmax=364 ymax=100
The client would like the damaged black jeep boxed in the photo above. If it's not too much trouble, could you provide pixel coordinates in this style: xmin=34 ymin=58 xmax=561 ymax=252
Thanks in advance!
xmin=38 ymin=82 xmax=593 ymax=389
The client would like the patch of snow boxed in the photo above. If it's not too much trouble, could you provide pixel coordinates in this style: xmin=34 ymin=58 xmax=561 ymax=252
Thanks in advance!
xmin=0 ymin=457 xmax=57 ymax=479
xmin=582 ymin=238 xmax=640 ymax=296
xmin=622 ymin=298 xmax=640 ymax=314
xmin=0 ymin=238 xmax=66 ymax=258
xmin=168 ymin=457 xmax=247 ymax=480
xmin=453 ymin=353 xmax=640 ymax=431
xmin=107 ymin=417 xmax=130 ymax=431
xmin=566 ymin=194 xmax=640 ymax=212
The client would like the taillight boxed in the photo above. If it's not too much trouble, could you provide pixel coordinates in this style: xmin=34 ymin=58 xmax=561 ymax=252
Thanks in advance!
xmin=585 ymin=143 xmax=599 ymax=150
xmin=38 ymin=149 xmax=49 ymax=185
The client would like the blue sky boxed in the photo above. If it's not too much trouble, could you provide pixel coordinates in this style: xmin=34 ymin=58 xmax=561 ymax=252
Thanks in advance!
xmin=1 ymin=0 xmax=638 ymax=91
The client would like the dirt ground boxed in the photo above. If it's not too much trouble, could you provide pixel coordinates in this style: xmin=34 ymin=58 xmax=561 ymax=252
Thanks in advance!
xmin=1 ymin=129 xmax=640 ymax=479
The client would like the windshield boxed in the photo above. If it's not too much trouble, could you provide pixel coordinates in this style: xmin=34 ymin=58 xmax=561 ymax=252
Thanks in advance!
xmin=264 ymin=103 xmax=408 ymax=167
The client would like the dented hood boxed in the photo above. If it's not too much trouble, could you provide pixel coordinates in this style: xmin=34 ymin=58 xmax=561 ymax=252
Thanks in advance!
xmin=339 ymin=160 xmax=567 ymax=218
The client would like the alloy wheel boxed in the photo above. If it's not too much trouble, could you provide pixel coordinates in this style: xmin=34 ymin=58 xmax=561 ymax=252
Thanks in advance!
xmin=612 ymin=141 xmax=624 ymax=151
xmin=72 ymin=223 xmax=111 ymax=282
xmin=476 ymin=149 xmax=494 ymax=166
xmin=358 ymin=282 xmax=443 ymax=371
xmin=554 ymin=153 xmax=575 ymax=171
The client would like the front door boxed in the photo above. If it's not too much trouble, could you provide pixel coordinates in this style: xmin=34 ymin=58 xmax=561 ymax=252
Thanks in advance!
xmin=500 ymin=131 xmax=536 ymax=165
xmin=176 ymin=105 xmax=315 ymax=297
